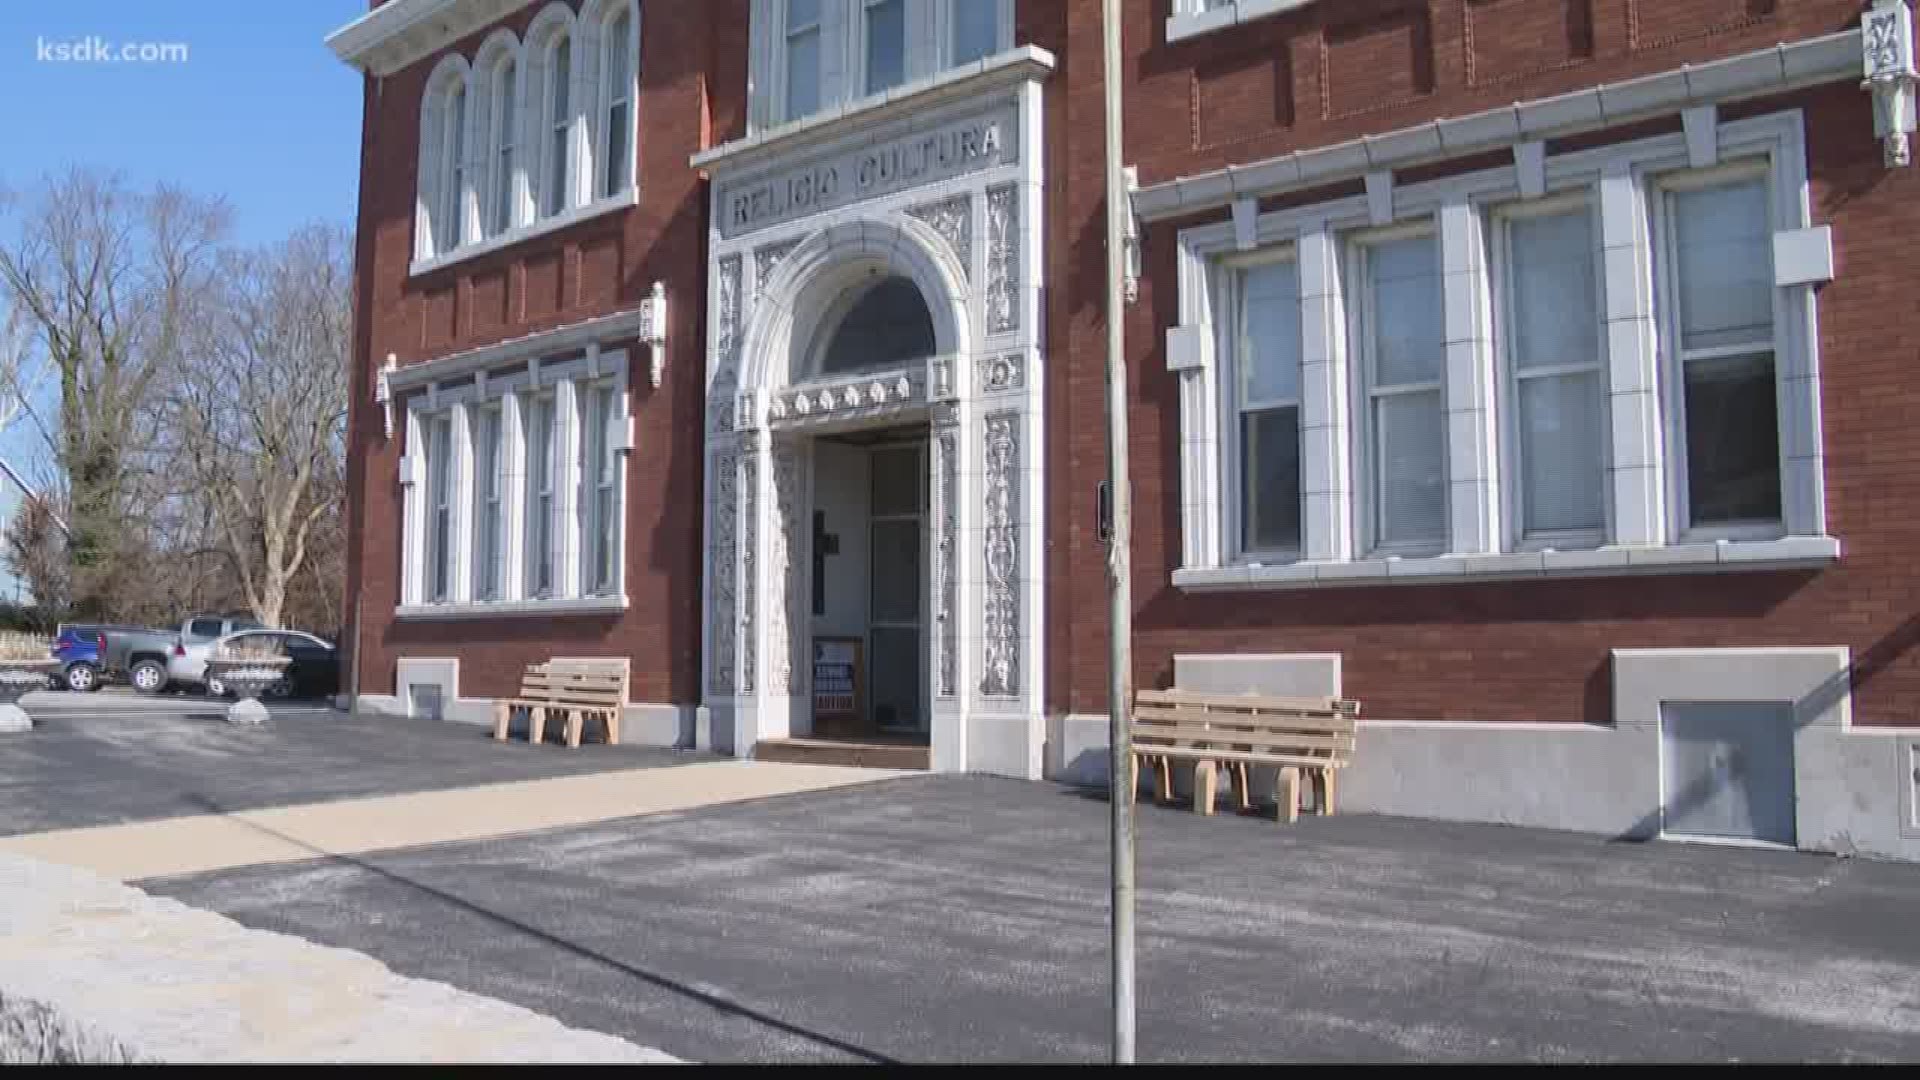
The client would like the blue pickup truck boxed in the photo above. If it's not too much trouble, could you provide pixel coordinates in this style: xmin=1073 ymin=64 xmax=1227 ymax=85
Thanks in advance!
xmin=52 ymin=624 xmax=178 ymax=693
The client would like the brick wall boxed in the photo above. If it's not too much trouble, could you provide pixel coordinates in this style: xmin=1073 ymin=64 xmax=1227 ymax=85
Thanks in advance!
xmin=1047 ymin=0 xmax=1920 ymax=727
xmin=343 ymin=0 xmax=751 ymax=705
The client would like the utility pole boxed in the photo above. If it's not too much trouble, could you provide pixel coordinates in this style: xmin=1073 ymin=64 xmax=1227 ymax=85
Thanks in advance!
xmin=1099 ymin=0 xmax=1137 ymax=1064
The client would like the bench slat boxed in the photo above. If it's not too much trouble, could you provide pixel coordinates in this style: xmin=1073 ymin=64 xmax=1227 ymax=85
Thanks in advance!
xmin=1132 ymin=746 xmax=1349 ymax=768
xmin=1132 ymin=705 xmax=1355 ymax=734
xmin=1134 ymin=727 xmax=1353 ymax=753
xmin=1137 ymin=688 xmax=1358 ymax=715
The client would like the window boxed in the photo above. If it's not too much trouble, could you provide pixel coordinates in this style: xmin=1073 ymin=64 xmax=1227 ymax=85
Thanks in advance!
xmin=524 ymin=394 xmax=557 ymax=596
xmin=544 ymin=31 xmax=574 ymax=216
xmin=1225 ymin=255 xmax=1302 ymax=555
xmin=425 ymin=414 xmax=455 ymax=602
xmin=580 ymin=384 xmax=621 ymax=595
xmin=785 ymin=0 xmax=822 ymax=122
xmin=488 ymin=55 xmax=519 ymax=235
xmin=1658 ymin=170 xmax=1781 ymax=535
xmin=1352 ymin=229 xmax=1446 ymax=553
xmin=188 ymin=618 xmax=223 ymax=640
xmin=439 ymin=84 xmax=469 ymax=253
xmin=1497 ymin=199 xmax=1606 ymax=545
xmin=864 ymin=0 xmax=906 ymax=95
xmin=950 ymin=0 xmax=1000 ymax=65
xmin=816 ymin=275 xmax=936 ymax=376
xmin=472 ymin=407 xmax=504 ymax=600
xmin=599 ymin=6 xmax=636 ymax=200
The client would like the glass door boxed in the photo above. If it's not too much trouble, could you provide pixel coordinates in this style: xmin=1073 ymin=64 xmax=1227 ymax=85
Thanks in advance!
xmin=867 ymin=442 xmax=925 ymax=735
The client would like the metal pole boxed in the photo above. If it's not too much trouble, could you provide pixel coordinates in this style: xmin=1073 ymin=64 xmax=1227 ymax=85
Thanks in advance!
xmin=1099 ymin=0 xmax=1137 ymax=1064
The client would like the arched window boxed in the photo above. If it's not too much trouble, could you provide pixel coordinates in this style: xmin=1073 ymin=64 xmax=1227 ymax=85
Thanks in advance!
xmin=415 ymin=55 xmax=472 ymax=260
xmin=544 ymin=31 xmax=573 ymax=216
xmin=596 ymin=3 xmax=638 ymax=199
xmin=484 ymin=50 xmax=520 ymax=235
xmin=525 ymin=4 xmax=580 ymax=220
xmin=817 ymin=276 xmax=936 ymax=376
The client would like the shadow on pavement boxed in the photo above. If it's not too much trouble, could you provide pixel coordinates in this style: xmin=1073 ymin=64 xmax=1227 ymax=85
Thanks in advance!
xmin=177 ymin=791 xmax=896 ymax=1065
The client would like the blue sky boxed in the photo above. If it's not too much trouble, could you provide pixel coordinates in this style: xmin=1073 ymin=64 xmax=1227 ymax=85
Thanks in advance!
xmin=0 ymin=1 xmax=367 ymax=597
xmin=0 ymin=0 xmax=366 ymax=242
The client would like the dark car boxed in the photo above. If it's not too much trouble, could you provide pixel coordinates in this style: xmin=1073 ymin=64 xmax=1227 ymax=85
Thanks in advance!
xmin=52 ymin=625 xmax=103 ymax=692
xmin=209 ymin=629 xmax=340 ymax=700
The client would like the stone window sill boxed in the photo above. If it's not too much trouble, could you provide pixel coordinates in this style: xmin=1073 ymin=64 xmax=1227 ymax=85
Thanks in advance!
xmin=394 ymin=595 xmax=629 ymax=621
xmin=1171 ymin=537 xmax=1841 ymax=592
xmin=1166 ymin=0 xmax=1316 ymax=45
xmin=408 ymin=188 xmax=638 ymax=279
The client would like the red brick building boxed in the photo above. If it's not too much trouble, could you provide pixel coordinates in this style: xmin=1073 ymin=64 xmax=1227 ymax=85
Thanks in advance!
xmin=331 ymin=0 xmax=1920 ymax=859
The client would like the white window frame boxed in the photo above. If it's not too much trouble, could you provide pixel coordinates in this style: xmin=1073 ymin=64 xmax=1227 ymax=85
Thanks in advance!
xmin=482 ymin=45 xmax=523 ymax=238
xmin=472 ymin=403 xmax=506 ymax=600
xmin=751 ymin=0 xmax=1013 ymax=134
xmin=396 ymin=349 xmax=632 ymax=619
xmin=939 ymin=0 xmax=1012 ymax=67
xmin=1215 ymin=246 xmax=1304 ymax=563
xmin=1651 ymin=159 xmax=1787 ymax=545
xmin=414 ymin=54 xmax=472 ymax=261
xmin=406 ymin=5 xmax=639 ymax=277
xmin=1166 ymin=108 xmax=1832 ymax=592
xmin=860 ymin=0 xmax=908 ymax=98
xmin=1345 ymin=219 xmax=1448 ymax=559
xmin=1491 ymin=191 xmax=1611 ymax=552
xmin=524 ymin=389 xmax=560 ymax=599
xmin=1167 ymin=0 xmax=1317 ymax=46
xmin=577 ymin=379 xmax=626 ymax=596
xmin=591 ymin=0 xmax=641 ymax=202
xmin=424 ymin=412 xmax=456 ymax=602
xmin=779 ymin=0 xmax=826 ymax=124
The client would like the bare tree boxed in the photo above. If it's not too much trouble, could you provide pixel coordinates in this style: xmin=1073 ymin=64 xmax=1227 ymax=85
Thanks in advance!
xmin=166 ymin=224 xmax=350 ymax=628
xmin=0 ymin=170 xmax=227 ymax=619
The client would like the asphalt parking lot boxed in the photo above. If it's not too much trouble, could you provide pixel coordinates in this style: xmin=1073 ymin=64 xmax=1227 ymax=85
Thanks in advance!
xmin=0 ymin=689 xmax=711 ymax=837
xmin=141 ymin=774 xmax=1920 ymax=1063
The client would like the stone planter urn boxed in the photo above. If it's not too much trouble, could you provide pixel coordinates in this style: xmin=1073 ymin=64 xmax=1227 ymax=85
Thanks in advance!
xmin=205 ymin=656 xmax=292 ymax=725
xmin=0 ymin=659 xmax=56 ymax=733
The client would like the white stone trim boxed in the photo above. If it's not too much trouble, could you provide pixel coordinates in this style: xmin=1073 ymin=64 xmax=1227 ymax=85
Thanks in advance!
xmin=409 ymin=186 xmax=637 ymax=278
xmin=1135 ymin=30 xmax=1863 ymax=222
xmin=1170 ymin=109 xmax=1832 ymax=592
xmin=326 ymin=0 xmax=524 ymax=76
xmin=1165 ymin=0 xmax=1316 ymax=45
xmin=394 ymin=595 xmax=630 ymax=620
xmin=386 ymin=308 xmax=647 ymax=391
xmin=1171 ymin=536 xmax=1840 ymax=591
xmin=695 ymin=44 xmax=1054 ymax=173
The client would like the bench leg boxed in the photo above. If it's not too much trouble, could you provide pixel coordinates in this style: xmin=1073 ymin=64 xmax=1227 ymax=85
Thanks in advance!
xmin=566 ymin=709 xmax=584 ymax=749
xmin=1230 ymin=763 xmax=1252 ymax=812
xmin=1156 ymin=757 xmax=1174 ymax=805
xmin=1127 ymin=753 xmax=1139 ymax=804
xmin=605 ymin=707 xmax=621 ymax=746
xmin=528 ymin=707 xmax=545 ymax=746
xmin=1275 ymin=766 xmax=1301 ymax=825
xmin=1320 ymin=769 xmax=1338 ymax=816
xmin=1192 ymin=760 xmax=1217 ymax=816
xmin=492 ymin=702 xmax=510 ymax=741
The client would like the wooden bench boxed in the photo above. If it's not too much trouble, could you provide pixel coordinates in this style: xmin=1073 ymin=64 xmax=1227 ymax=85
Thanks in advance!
xmin=491 ymin=659 xmax=630 ymax=748
xmin=1131 ymin=689 xmax=1361 ymax=823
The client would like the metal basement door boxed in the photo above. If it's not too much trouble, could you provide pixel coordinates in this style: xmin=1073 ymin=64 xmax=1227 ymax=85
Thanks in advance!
xmin=1659 ymin=702 xmax=1796 ymax=845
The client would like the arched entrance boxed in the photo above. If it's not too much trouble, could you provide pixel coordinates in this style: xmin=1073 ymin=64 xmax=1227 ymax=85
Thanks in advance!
xmin=702 ymin=181 xmax=1044 ymax=779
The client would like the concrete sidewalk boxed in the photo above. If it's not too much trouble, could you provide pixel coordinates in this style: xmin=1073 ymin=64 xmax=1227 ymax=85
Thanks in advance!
xmin=1 ymin=760 xmax=910 ymax=881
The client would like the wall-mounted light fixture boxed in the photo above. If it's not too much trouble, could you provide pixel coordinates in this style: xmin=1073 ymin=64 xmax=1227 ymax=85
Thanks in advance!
xmin=638 ymin=281 xmax=669 ymax=388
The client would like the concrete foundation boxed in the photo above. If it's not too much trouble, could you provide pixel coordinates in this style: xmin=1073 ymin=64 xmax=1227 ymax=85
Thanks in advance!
xmin=1039 ymin=648 xmax=1920 ymax=862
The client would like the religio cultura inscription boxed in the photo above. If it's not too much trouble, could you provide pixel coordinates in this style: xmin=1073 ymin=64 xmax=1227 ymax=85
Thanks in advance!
xmin=719 ymin=107 xmax=1017 ymax=238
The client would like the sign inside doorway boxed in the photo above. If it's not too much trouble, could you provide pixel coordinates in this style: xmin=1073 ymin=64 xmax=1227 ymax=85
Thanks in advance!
xmin=813 ymin=636 xmax=863 ymax=724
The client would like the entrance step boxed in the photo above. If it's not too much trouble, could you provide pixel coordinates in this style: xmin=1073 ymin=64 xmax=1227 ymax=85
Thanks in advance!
xmin=753 ymin=737 xmax=929 ymax=771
